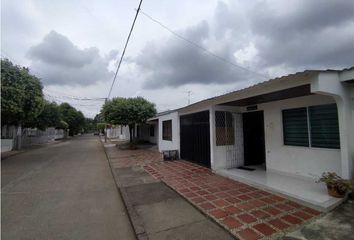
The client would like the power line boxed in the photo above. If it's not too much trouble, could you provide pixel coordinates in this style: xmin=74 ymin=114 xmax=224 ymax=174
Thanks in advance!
xmin=139 ymin=10 xmax=268 ymax=80
xmin=107 ymin=0 xmax=143 ymax=99
xmin=43 ymin=89 xmax=106 ymax=101
xmin=44 ymin=94 xmax=103 ymax=106
xmin=44 ymin=94 xmax=104 ymax=107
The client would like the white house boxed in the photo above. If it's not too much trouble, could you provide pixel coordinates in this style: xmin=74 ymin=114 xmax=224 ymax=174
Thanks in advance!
xmin=135 ymin=122 xmax=158 ymax=144
xmin=151 ymin=67 xmax=354 ymax=211
xmin=106 ymin=125 xmax=130 ymax=140
xmin=107 ymin=122 xmax=158 ymax=144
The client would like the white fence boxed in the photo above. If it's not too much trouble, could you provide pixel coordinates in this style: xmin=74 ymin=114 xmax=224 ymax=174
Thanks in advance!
xmin=1 ymin=139 xmax=14 ymax=152
xmin=106 ymin=126 xmax=130 ymax=140
xmin=21 ymin=127 xmax=65 ymax=147
xmin=1 ymin=125 xmax=66 ymax=152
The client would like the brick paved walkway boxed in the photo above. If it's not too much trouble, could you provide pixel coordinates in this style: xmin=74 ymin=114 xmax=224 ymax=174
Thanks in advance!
xmin=105 ymin=146 xmax=163 ymax=168
xmin=107 ymin=145 xmax=321 ymax=240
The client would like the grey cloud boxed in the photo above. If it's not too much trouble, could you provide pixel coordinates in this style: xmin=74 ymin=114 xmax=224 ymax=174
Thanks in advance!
xmin=137 ymin=0 xmax=354 ymax=89
xmin=27 ymin=31 xmax=117 ymax=86
xmin=137 ymin=21 xmax=258 ymax=89
xmin=251 ymin=1 xmax=354 ymax=35
xmin=248 ymin=0 xmax=354 ymax=69
xmin=106 ymin=49 xmax=119 ymax=61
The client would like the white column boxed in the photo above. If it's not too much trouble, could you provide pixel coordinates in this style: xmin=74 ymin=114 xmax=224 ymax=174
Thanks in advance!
xmin=209 ymin=105 xmax=216 ymax=170
xmin=312 ymin=72 xmax=354 ymax=179
xmin=336 ymin=97 xmax=353 ymax=179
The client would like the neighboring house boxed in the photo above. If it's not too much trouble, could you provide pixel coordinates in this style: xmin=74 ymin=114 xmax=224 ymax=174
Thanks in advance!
xmin=134 ymin=122 xmax=158 ymax=144
xmin=107 ymin=123 xmax=158 ymax=144
xmin=151 ymin=67 xmax=354 ymax=182
xmin=106 ymin=125 xmax=130 ymax=140
xmin=148 ymin=110 xmax=179 ymax=152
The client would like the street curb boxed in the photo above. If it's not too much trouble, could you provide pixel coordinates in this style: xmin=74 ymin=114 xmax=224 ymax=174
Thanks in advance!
xmin=100 ymin=138 xmax=148 ymax=240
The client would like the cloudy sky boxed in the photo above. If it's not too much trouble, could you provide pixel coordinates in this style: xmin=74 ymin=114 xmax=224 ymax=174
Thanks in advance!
xmin=2 ymin=0 xmax=354 ymax=117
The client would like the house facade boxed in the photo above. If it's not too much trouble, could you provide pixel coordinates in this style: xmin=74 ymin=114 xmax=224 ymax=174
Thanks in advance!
xmin=153 ymin=68 xmax=354 ymax=180
xmin=106 ymin=123 xmax=158 ymax=144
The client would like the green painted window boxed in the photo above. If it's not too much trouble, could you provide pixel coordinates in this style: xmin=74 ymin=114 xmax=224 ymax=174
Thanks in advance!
xmin=309 ymin=104 xmax=340 ymax=149
xmin=282 ymin=107 xmax=309 ymax=147
xmin=282 ymin=104 xmax=340 ymax=149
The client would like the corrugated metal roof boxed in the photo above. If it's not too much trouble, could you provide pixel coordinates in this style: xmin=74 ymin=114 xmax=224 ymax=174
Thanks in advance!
xmin=175 ymin=67 xmax=354 ymax=112
xmin=147 ymin=109 xmax=176 ymax=121
xmin=152 ymin=66 xmax=354 ymax=117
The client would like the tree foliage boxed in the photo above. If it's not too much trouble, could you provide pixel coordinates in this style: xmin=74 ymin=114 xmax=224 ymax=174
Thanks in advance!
xmin=59 ymin=103 xmax=85 ymax=136
xmin=57 ymin=120 xmax=69 ymax=130
xmin=83 ymin=118 xmax=96 ymax=132
xmin=33 ymin=101 xmax=62 ymax=130
xmin=1 ymin=59 xmax=93 ymax=135
xmin=94 ymin=113 xmax=104 ymax=123
xmin=96 ymin=123 xmax=106 ymax=133
xmin=102 ymin=97 xmax=156 ymax=142
xmin=1 ymin=58 xmax=44 ymax=126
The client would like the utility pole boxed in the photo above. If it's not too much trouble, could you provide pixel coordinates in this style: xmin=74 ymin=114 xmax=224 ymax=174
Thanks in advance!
xmin=104 ymin=98 xmax=107 ymax=143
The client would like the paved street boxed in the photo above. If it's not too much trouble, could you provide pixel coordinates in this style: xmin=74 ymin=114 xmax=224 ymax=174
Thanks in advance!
xmin=1 ymin=135 xmax=136 ymax=240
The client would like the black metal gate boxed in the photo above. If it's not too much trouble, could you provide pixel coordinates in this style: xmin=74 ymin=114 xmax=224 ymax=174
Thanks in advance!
xmin=180 ymin=111 xmax=211 ymax=168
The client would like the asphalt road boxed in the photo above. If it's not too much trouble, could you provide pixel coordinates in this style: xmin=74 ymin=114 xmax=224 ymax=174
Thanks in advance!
xmin=1 ymin=135 xmax=136 ymax=240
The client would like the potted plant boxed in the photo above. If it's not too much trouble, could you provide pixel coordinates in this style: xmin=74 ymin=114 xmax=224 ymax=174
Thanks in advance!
xmin=317 ymin=172 xmax=354 ymax=198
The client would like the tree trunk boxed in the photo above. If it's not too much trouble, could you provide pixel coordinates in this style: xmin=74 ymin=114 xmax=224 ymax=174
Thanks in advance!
xmin=129 ymin=124 xmax=133 ymax=143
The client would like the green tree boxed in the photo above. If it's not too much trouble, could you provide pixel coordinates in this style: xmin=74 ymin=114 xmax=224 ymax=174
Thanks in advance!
xmin=59 ymin=103 xmax=85 ymax=136
xmin=33 ymin=101 xmax=61 ymax=130
xmin=83 ymin=118 xmax=96 ymax=132
xmin=1 ymin=59 xmax=44 ymax=126
xmin=96 ymin=122 xmax=106 ymax=134
xmin=94 ymin=113 xmax=104 ymax=123
xmin=102 ymin=97 xmax=156 ymax=143
xmin=57 ymin=120 xmax=69 ymax=130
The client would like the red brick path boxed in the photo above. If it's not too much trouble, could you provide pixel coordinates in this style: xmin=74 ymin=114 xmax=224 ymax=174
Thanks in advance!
xmin=106 ymin=145 xmax=321 ymax=240
xmin=105 ymin=146 xmax=163 ymax=168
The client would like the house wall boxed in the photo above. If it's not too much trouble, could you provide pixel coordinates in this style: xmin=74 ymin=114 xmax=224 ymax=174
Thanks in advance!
xmin=137 ymin=123 xmax=158 ymax=144
xmin=349 ymin=84 xmax=354 ymax=178
xmin=149 ymin=122 xmax=158 ymax=144
xmin=312 ymin=72 xmax=354 ymax=178
xmin=138 ymin=124 xmax=148 ymax=141
xmin=158 ymin=112 xmax=180 ymax=153
xmin=210 ymin=94 xmax=345 ymax=179
xmin=107 ymin=126 xmax=129 ymax=140
xmin=258 ymin=94 xmax=341 ymax=179
xmin=153 ymin=70 xmax=353 ymax=179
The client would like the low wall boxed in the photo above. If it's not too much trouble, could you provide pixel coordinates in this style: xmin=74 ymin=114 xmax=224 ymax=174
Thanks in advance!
xmin=1 ymin=139 xmax=14 ymax=152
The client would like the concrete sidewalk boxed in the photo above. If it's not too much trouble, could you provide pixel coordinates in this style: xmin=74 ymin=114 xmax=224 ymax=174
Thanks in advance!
xmin=103 ymin=143 xmax=234 ymax=240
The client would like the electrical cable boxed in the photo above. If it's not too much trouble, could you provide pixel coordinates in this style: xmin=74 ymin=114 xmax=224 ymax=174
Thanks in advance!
xmin=107 ymin=0 xmax=143 ymax=99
